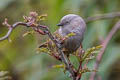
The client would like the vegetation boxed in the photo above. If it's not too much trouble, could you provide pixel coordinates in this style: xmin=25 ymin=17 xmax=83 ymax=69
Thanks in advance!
xmin=0 ymin=0 xmax=120 ymax=80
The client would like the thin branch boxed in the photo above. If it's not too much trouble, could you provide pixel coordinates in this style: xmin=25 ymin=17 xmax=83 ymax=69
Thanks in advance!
xmin=0 ymin=12 xmax=38 ymax=41
xmin=0 ymin=22 xmax=27 ymax=41
xmin=85 ymin=12 xmax=120 ymax=23
xmin=89 ymin=20 xmax=120 ymax=80
xmin=0 ymin=28 xmax=13 ymax=41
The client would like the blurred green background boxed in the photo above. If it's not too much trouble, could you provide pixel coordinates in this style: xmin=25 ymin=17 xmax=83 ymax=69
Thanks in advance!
xmin=0 ymin=0 xmax=120 ymax=80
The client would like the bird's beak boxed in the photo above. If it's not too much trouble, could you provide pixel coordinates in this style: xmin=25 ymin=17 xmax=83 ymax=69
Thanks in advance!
xmin=56 ymin=23 xmax=63 ymax=26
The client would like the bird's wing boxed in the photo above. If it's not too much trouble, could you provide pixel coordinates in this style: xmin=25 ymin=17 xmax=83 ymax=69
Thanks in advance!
xmin=38 ymin=29 xmax=64 ymax=50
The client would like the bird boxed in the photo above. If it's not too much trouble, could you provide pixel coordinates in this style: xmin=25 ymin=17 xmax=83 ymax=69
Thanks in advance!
xmin=39 ymin=14 xmax=86 ymax=56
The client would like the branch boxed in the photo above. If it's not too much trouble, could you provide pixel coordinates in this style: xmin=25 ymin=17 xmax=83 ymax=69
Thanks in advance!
xmin=0 ymin=12 xmax=77 ymax=80
xmin=0 ymin=19 xmax=27 ymax=41
xmin=37 ymin=25 xmax=76 ymax=79
xmin=89 ymin=20 xmax=120 ymax=80
xmin=85 ymin=12 xmax=120 ymax=23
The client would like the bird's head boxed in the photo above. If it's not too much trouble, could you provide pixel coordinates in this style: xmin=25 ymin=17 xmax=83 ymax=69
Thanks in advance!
xmin=57 ymin=14 xmax=81 ymax=28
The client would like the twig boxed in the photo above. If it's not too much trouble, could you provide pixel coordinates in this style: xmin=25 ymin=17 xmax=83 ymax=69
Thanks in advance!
xmin=89 ymin=20 xmax=120 ymax=80
xmin=76 ymin=61 xmax=82 ymax=80
xmin=0 ymin=19 xmax=27 ymax=41
xmin=85 ymin=12 xmax=120 ymax=23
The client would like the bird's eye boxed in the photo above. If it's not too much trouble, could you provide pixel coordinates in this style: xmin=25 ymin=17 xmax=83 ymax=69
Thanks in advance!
xmin=66 ymin=21 xmax=69 ymax=24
